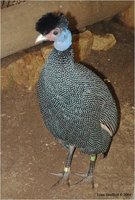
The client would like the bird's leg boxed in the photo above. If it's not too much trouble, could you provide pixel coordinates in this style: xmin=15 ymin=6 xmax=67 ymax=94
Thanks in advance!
xmin=50 ymin=145 xmax=76 ymax=187
xmin=73 ymin=154 xmax=97 ymax=188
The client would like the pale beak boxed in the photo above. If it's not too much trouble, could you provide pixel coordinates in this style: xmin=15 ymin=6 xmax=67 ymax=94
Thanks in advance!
xmin=35 ymin=34 xmax=48 ymax=44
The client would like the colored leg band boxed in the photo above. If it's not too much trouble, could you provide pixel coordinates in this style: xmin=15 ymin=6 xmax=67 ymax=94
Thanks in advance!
xmin=64 ymin=167 xmax=70 ymax=173
xmin=90 ymin=155 xmax=96 ymax=162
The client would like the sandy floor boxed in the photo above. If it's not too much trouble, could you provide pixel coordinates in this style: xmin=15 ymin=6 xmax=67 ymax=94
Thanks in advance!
xmin=1 ymin=20 xmax=134 ymax=199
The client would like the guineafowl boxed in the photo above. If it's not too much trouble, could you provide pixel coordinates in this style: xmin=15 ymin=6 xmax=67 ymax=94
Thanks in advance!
xmin=35 ymin=12 xmax=118 ymax=188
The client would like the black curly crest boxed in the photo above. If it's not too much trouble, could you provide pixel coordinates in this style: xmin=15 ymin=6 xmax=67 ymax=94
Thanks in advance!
xmin=36 ymin=12 xmax=69 ymax=35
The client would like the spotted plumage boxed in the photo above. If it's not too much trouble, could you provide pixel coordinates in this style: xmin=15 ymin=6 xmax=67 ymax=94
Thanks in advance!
xmin=35 ymin=12 xmax=118 ymax=187
xmin=38 ymin=47 xmax=118 ymax=154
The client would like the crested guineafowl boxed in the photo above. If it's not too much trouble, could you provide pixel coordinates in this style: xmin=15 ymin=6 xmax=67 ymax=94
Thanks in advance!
xmin=35 ymin=12 xmax=118 ymax=188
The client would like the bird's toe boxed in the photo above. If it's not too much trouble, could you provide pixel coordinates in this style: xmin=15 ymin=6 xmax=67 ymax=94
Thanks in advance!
xmin=50 ymin=171 xmax=70 ymax=188
xmin=73 ymin=172 xmax=88 ymax=178
xmin=49 ymin=172 xmax=64 ymax=177
xmin=71 ymin=174 xmax=95 ymax=188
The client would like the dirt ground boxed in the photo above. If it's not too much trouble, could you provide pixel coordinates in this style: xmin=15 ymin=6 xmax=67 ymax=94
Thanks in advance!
xmin=1 ymin=20 xmax=134 ymax=199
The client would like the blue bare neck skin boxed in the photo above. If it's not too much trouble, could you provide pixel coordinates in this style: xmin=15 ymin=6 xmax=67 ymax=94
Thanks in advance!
xmin=54 ymin=29 xmax=72 ymax=52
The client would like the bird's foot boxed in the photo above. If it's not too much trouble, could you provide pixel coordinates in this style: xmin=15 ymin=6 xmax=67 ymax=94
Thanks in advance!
xmin=50 ymin=167 xmax=70 ymax=188
xmin=72 ymin=173 xmax=95 ymax=188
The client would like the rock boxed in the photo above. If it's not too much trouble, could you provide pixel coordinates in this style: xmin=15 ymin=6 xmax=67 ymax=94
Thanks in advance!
xmin=2 ymin=51 xmax=44 ymax=91
xmin=1 ymin=67 xmax=14 ymax=90
xmin=119 ymin=4 xmax=134 ymax=28
xmin=92 ymin=33 xmax=116 ymax=51
xmin=73 ymin=30 xmax=94 ymax=62
xmin=41 ymin=45 xmax=53 ymax=60
xmin=21 ymin=52 xmax=44 ymax=90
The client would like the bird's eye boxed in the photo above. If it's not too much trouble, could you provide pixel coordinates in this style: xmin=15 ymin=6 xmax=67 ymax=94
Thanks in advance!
xmin=53 ymin=31 xmax=58 ymax=35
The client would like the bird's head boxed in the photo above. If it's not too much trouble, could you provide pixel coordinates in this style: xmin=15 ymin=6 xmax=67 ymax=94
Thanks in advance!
xmin=35 ymin=12 xmax=72 ymax=51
